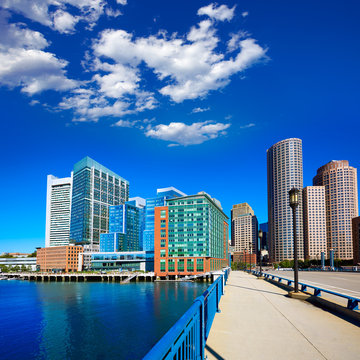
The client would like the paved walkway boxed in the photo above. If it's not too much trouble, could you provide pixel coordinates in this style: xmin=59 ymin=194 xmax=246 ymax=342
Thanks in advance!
xmin=205 ymin=271 xmax=360 ymax=360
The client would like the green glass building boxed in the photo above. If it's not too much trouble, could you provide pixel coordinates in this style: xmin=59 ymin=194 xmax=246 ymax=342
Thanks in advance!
xmin=70 ymin=157 xmax=129 ymax=246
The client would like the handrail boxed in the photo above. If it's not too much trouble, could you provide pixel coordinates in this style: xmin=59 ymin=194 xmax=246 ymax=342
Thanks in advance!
xmin=251 ymin=270 xmax=359 ymax=311
xmin=143 ymin=267 xmax=230 ymax=360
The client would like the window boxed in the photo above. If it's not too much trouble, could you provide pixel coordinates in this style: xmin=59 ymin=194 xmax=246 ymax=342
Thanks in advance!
xmin=160 ymin=210 xmax=166 ymax=218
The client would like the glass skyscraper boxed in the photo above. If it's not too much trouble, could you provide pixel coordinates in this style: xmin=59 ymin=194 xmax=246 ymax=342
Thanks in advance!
xmin=143 ymin=187 xmax=186 ymax=251
xmin=69 ymin=157 xmax=129 ymax=246
xmin=100 ymin=198 xmax=145 ymax=252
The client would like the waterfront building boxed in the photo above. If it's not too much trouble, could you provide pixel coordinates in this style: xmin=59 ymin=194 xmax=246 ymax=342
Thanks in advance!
xmin=69 ymin=157 xmax=129 ymax=247
xmin=303 ymin=186 xmax=327 ymax=260
xmin=91 ymin=251 xmax=154 ymax=271
xmin=100 ymin=197 xmax=146 ymax=252
xmin=231 ymin=203 xmax=258 ymax=255
xmin=143 ymin=187 xmax=186 ymax=252
xmin=232 ymin=251 xmax=256 ymax=265
xmin=154 ymin=192 xmax=229 ymax=277
xmin=313 ymin=160 xmax=358 ymax=259
xmin=45 ymin=175 xmax=72 ymax=247
xmin=36 ymin=245 xmax=83 ymax=272
xmin=353 ymin=216 xmax=360 ymax=265
xmin=267 ymin=138 xmax=304 ymax=262
xmin=0 ymin=257 xmax=37 ymax=271
xmin=259 ymin=222 xmax=268 ymax=250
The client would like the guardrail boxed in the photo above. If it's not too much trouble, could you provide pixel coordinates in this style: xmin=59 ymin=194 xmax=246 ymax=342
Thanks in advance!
xmin=143 ymin=268 xmax=230 ymax=360
xmin=250 ymin=270 xmax=359 ymax=311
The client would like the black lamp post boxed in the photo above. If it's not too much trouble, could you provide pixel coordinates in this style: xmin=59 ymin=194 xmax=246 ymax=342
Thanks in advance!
xmin=289 ymin=188 xmax=300 ymax=293
xmin=249 ymin=242 xmax=252 ymax=273
xmin=258 ymin=229 xmax=263 ymax=277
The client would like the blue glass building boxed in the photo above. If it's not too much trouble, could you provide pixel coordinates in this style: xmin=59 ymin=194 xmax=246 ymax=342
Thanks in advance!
xmin=100 ymin=198 xmax=145 ymax=252
xmin=70 ymin=157 xmax=129 ymax=246
xmin=142 ymin=187 xmax=186 ymax=251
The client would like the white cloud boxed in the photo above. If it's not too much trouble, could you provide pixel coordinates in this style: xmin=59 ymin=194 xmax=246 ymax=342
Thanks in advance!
xmin=197 ymin=3 xmax=236 ymax=22
xmin=242 ymin=11 xmax=249 ymax=18
xmin=0 ymin=12 xmax=78 ymax=94
xmin=145 ymin=121 xmax=230 ymax=146
xmin=93 ymin=19 xmax=266 ymax=103
xmin=240 ymin=123 xmax=255 ymax=129
xmin=1 ymin=0 xmax=125 ymax=33
xmin=112 ymin=119 xmax=137 ymax=127
xmin=52 ymin=10 xmax=78 ymax=34
xmin=192 ymin=107 xmax=210 ymax=113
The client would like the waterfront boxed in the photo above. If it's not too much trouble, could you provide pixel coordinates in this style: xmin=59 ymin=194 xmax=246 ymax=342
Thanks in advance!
xmin=0 ymin=280 xmax=209 ymax=360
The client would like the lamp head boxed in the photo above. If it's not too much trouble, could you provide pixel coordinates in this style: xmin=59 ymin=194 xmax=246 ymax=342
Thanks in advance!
xmin=289 ymin=187 xmax=300 ymax=208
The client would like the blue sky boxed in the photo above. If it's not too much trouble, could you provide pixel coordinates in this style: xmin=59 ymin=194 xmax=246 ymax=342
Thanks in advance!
xmin=0 ymin=0 xmax=359 ymax=252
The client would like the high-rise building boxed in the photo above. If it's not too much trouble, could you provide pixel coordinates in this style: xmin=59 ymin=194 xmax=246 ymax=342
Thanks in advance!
xmin=231 ymin=203 xmax=258 ymax=254
xmin=143 ymin=187 xmax=186 ymax=252
xmin=69 ymin=157 xmax=129 ymax=247
xmin=100 ymin=197 xmax=145 ymax=252
xmin=154 ymin=192 xmax=229 ymax=276
xmin=259 ymin=222 xmax=268 ymax=250
xmin=45 ymin=175 xmax=72 ymax=247
xmin=303 ymin=186 xmax=327 ymax=260
xmin=267 ymin=138 xmax=304 ymax=262
xmin=314 ymin=160 xmax=358 ymax=259
xmin=352 ymin=216 xmax=360 ymax=265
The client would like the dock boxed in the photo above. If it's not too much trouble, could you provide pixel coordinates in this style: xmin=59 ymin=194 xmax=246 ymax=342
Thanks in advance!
xmin=205 ymin=271 xmax=360 ymax=360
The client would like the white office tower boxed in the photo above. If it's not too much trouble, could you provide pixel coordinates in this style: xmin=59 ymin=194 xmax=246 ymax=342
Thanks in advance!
xmin=267 ymin=138 xmax=304 ymax=262
xmin=303 ymin=186 xmax=327 ymax=260
xmin=45 ymin=175 xmax=72 ymax=247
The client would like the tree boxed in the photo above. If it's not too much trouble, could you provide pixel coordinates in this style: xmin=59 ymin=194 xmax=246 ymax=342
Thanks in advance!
xmin=28 ymin=251 xmax=37 ymax=258
xmin=0 ymin=254 xmax=14 ymax=258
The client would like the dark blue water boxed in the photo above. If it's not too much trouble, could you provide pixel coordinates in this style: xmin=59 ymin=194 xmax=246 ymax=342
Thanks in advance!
xmin=0 ymin=280 xmax=209 ymax=360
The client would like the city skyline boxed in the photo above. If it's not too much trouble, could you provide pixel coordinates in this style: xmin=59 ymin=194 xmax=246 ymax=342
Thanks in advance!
xmin=1 ymin=0 xmax=360 ymax=253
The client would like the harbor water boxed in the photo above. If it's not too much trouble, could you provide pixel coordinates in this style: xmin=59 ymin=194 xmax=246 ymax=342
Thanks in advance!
xmin=0 ymin=280 xmax=209 ymax=359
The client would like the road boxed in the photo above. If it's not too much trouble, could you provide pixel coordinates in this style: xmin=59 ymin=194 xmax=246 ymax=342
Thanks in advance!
xmin=264 ymin=270 xmax=360 ymax=298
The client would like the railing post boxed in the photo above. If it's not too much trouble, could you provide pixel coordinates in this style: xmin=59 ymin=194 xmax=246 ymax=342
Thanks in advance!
xmin=199 ymin=296 xmax=205 ymax=360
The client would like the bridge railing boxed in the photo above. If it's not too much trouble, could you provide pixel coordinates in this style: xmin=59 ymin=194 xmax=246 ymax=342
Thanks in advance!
xmin=250 ymin=270 xmax=359 ymax=311
xmin=143 ymin=267 xmax=230 ymax=360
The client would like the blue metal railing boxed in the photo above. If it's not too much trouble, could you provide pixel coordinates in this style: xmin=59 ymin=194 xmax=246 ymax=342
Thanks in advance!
xmin=250 ymin=270 xmax=359 ymax=311
xmin=143 ymin=268 xmax=230 ymax=360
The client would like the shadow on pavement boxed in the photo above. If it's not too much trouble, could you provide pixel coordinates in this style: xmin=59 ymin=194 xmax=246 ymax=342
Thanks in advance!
xmin=205 ymin=345 xmax=226 ymax=360
xmin=227 ymin=284 xmax=285 ymax=296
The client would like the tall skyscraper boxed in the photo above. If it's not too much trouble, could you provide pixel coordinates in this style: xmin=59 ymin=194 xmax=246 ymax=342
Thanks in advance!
xmin=352 ymin=216 xmax=360 ymax=265
xmin=259 ymin=222 xmax=268 ymax=250
xmin=313 ymin=160 xmax=358 ymax=259
xmin=267 ymin=138 xmax=304 ymax=262
xmin=142 ymin=187 xmax=186 ymax=251
xmin=45 ymin=175 xmax=72 ymax=247
xmin=154 ymin=192 xmax=229 ymax=276
xmin=100 ymin=197 xmax=145 ymax=252
xmin=231 ymin=203 xmax=258 ymax=254
xmin=69 ymin=157 xmax=129 ymax=246
xmin=303 ymin=186 xmax=327 ymax=260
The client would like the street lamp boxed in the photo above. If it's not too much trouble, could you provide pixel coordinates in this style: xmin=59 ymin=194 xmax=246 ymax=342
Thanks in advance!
xmin=249 ymin=241 xmax=252 ymax=273
xmin=258 ymin=229 xmax=263 ymax=277
xmin=289 ymin=187 xmax=300 ymax=292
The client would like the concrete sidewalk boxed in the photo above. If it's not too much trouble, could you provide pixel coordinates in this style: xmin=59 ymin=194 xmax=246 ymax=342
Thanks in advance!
xmin=205 ymin=271 xmax=360 ymax=360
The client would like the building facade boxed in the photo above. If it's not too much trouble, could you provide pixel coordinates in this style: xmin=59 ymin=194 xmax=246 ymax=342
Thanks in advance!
xmin=267 ymin=138 xmax=304 ymax=262
xmin=259 ymin=222 xmax=268 ymax=250
xmin=303 ymin=186 xmax=327 ymax=260
xmin=353 ymin=217 xmax=360 ymax=265
xmin=0 ymin=257 xmax=37 ymax=271
xmin=143 ymin=187 xmax=186 ymax=252
xmin=36 ymin=245 xmax=83 ymax=272
xmin=100 ymin=198 xmax=145 ymax=252
xmin=69 ymin=157 xmax=129 ymax=246
xmin=45 ymin=175 xmax=72 ymax=247
xmin=232 ymin=251 xmax=257 ymax=265
xmin=313 ymin=160 xmax=358 ymax=259
xmin=154 ymin=192 xmax=229 ymax=277
xmin=231 ymin=203 xmax=258 ymax=255
xmin=91 ymin=251 xmax=154 ymax=271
